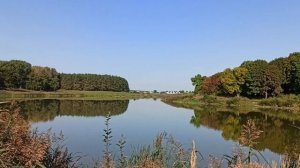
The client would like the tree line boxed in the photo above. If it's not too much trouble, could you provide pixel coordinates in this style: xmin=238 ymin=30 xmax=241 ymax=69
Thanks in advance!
xmin=191 ymin=52 xmax=300 ymax=98
xmin=0 ymin=60 xmax=129 ymax=92
xmin=60 ymin=73 xmax=129 ymax=92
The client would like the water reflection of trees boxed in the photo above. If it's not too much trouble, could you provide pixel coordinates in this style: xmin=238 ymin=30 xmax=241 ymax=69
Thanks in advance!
xmin=190 ymin=106 xmax=300 ymax=155
xmin=19 ymin=99 xmax=129 ymax=122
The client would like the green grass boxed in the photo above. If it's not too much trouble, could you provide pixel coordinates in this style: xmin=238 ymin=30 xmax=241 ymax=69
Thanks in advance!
xmin=0 ymin=90 xmax=161 ymax=101
xmin=162 ymin=94 xmax=300 ymax=112
xmin=258 ymin=94 xmax=300 ymax=110
xmin=162 ymin=94 xmax=300 ymax=128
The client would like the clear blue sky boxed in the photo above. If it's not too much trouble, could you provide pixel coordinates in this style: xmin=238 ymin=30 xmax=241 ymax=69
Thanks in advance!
xmin=1 ymin=1 xmax=300 ymax=91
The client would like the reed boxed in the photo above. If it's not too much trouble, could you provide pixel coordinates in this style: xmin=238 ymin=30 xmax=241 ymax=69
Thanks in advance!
xmin=190 ymin=140 xmax=197 ymax=168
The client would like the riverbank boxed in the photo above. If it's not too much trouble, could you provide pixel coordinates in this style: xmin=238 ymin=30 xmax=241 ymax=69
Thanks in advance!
xmin=162 ymin=94 xmax=300 ymax=112
xmin=0 ymin=90 xmax=161 ymax=101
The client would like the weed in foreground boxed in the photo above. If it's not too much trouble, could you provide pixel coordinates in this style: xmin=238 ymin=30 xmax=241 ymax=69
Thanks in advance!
xmin=0 ymin=102 xmax=49 ymax=167
xmin=0 ymin=102 xmax=80 ymax=168
xmin=99 ymin=114 xmax=198 ymax=168
xmin=42 ymin=132 xmax=81 ymax=168
xmin=101 ymin=112 xmax=114 ymax=168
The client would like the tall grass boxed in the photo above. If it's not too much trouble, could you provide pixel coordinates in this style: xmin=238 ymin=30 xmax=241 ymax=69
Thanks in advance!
xmin=258 ymin=95 xmax=300 ymax=109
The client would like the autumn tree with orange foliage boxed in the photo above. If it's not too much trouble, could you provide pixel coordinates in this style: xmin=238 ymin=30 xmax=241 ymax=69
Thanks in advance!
xmin=202 ymin=73 xmax=221 ymax=95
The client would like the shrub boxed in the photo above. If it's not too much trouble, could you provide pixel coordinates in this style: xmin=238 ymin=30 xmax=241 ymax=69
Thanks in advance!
xmin=0 ymin=102 xmax=79 ymax=168
xmin=0 ymin=102 xmax=50 ymax=167
xmin=202 ymin=95 xmax=218 ymax=105
xmin=259 ymin=95 xmax=300 ymax=108
xmin=226 ymin=97 xmax=241 ymax=107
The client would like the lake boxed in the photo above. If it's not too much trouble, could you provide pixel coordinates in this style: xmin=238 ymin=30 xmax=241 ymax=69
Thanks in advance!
xmin=17 ymin=99 xmax=300 ymax=166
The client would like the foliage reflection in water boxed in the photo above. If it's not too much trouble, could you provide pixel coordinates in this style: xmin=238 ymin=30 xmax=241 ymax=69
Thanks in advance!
xmin=190 ymin=106 xmax=300 ymax=156
xmin=18 ymin=99 xmax=129 ymax=122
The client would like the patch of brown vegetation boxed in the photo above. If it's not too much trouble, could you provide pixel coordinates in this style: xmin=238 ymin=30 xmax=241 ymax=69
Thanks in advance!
xmin=0 ymin=102 xmax=50 ymax=167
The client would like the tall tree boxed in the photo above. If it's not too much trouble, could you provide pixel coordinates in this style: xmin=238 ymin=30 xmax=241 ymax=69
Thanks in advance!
xmin=219 ymin=67 xmax=248 ymax=96
xmin=263 ymin=64 xmax=283 ymax=98
xmin=288 ymin=52 xmax=300 ymax=94
xmin=241 ymin=60 xmax=268 ymax=98
xmin=0 ymin=60 xmax=31 ymax=88
xmin=191 ymin=74 xmax=206 ymax=94
xmin=0 ymin=61 xmax=5 ymax=88
xmin=202 ymin=73 xmax=221 ymax=95
xmin=232 ymin=67 xmax=248 ymax=96
xmin=269 ymin=57 xmax=290 ymax=93
xmin=220 ymin=69 xmax=239 ymax=96
xmin=26 ymin=66 xmax=60 ymax=91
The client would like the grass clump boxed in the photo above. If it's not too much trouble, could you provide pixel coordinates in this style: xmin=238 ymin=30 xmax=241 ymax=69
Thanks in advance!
xmin=125 ymin=133 xmax=191 ymax=168
xmin=42 ymin=132 xmax=81 ymax=168
xmin=258 ymin=95 xmax=300 ymax=109
xmin=226 ymin=97 xmax=242 ymax=107
xmin=202 ymin=95 xmax=219 ymax=105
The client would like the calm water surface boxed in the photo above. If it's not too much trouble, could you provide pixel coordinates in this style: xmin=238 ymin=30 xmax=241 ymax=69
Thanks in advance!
xmin=18 ymin=99 xmax=300 ymax=166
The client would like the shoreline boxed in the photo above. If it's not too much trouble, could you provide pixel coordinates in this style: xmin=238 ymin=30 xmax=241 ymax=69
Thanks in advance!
xmin=0 ymin=90 xmax=161 ymax=101
xmin=161 ymin=94 xmax=300 ymax=112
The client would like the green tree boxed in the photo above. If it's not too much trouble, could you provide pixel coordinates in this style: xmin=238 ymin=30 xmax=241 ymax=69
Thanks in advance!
xmin=288 ymin=52 xmax=300 ymax=94
xmin=26 ymin=66 xmax=60 ymax=91
xmin=263 ymin=64 xmax=283 ymax=98
xmin=0 ymin=75 xmax=3 ymax=89
xmin=0 ymin=60 xmax=31 ymax=88
xmin=220 ymin=69 xmax=239 ymax=96
xmin=0 ymin=61 xmax=5 ymax=88
xmin=191 ymin=74 xmax=206 ymax=94
xmin=60 ymin=73 xmax=74 ymax=90
xmin=269 ymin=57 xmax=290 ymax=93
xmin=60 ymin=73 xmax=129 ymax=92
xmin=241 ymin=60 xmax=268 ymax=97
xmin=233 ymin=67 xmax=248 ymax=96
xmin=219 ymin=67 xmax=248 ymax=96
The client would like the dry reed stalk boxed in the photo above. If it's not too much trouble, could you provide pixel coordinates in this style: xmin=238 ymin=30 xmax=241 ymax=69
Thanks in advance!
xmin=190 ymin=140 xmax=197 ymax=168
xmin=135 ymin=159 xmax=162 ymax=168
xmin=239 ymin=119 xmax=263 ymax=147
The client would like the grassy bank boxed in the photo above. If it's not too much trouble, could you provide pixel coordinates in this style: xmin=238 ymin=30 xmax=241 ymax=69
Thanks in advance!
xmin=0 ymin=90 xmax=161 ymax=101
xmin=162 ymin=94 xmax=300 ymax=112
xmin=162 ymin=94 xmax=300 ymax=124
